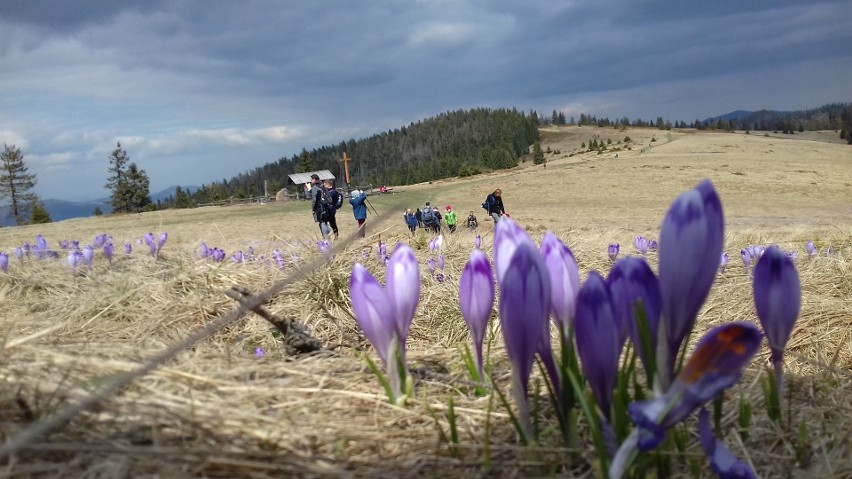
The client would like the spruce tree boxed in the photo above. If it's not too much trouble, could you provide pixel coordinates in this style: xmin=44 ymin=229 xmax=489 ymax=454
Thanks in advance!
xmin=0 ymin=144 xmax=38 ymax=225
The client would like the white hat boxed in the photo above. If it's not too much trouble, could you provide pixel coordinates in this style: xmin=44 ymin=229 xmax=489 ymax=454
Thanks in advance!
xmin=351 ymin=190 xmax=361 ymax=196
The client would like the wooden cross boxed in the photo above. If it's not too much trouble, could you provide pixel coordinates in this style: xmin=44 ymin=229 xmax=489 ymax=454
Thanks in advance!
xmin=341 ymin=152 xmax=352 ymax=186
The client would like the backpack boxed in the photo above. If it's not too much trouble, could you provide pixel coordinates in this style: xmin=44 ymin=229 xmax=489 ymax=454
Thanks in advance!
xmin=422 ymin=205 xmax=436 ymax=225
xmin=318 ymin=188 xmax=335 ymax=217
xmin=330 ymin=189 xmax=344 ymax=209
xmin=482 ymin=195 xmax=492 ymax=211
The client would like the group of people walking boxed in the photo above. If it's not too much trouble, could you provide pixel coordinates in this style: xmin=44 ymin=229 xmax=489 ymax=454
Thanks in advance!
xmin=309 ymin=173 xmax=507 ymax=241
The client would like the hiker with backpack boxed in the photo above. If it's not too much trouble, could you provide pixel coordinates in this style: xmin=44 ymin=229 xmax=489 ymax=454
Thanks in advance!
xmin=444 ymin=205 xmax=458 ymax=233
xmin=421 ymin=202 xmax=440 ymax=234
xmin=467 ymin=210 xmax=478 ymax=230
xmin=415 ymin=208 xmax=423 ymax=228
xmin=323 ymin=180 xmax=344 ymax=239
xmin=483 ymin=188 xmax=506 ymax=223
xmin=309 ymin=174 xmax=332 ymax=239
xmin=349 ymin=189 xmax=368 ymax=239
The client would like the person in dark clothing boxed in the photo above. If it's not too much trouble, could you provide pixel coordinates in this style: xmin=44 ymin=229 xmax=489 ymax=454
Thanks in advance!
xmin=415 ymin=208 xmax=423 ymax=227
xmin=309 ymin=174 xmax=331 ymax=239
xmin=485 ymin=188 xmax=506 ymax=223
xmin=323 ymin=180 xmax=341 ymax=239
xmin=467 ymin=210 xmax=478 ymax=230
xmin=403 ymin=208 xmax=417 ymax=236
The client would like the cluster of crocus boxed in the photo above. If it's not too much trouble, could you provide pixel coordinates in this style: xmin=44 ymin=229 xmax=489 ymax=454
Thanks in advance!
xmin=349 ymin=243 xmax=420 ymax=404
xmin=143 ymin=232 xmax=168 ymax=257
xmin=426 ymin=236 xmax=445 ymax=282
xmin=740 ymin=245 xmax=765 ymax=274
xmin=316 ymin=240 xmax=331 ymax=255
xmin=632 ymin=236 xmax=657 ymax=255
xmin=608 ymin=243 xmax=620 ymax=262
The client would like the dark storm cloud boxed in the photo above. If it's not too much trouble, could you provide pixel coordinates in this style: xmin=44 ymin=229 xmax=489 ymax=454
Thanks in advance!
xmin=0 ymin=0 xmax=849 ymax=201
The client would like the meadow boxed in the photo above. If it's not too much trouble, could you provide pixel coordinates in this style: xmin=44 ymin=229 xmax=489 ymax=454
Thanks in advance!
xmin=0 ymin=126 xmax=850 ymax=477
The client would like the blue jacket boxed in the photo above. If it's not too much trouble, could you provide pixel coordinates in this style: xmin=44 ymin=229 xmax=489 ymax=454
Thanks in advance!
xmin=349 ymin=192 xmax=367 ymax=220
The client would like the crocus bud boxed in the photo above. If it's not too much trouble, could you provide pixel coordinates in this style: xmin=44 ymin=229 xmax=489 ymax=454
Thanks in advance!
xmin=575 ymin=270 xmax=621 ymax=421
xmin=657 ymin=179 xmax=724 ymax=390
xmin=350 ymin=263 xmax=395 ymax=365
xmin=494 ymin=217 xmax=536 ymax=284
xmin=459 ymin=249 xmax=495 ymax=379
xmin=82 ymin=246 xmax=94 ymax=270
xmin=103 ymin=243 xmax=114 ymax=264
xmin=0 ymin=253 xmax=8 ymax=273
xmin=437 ymin=254 xmax=444 ymax=271
xmin=475 ymin=234 xmax=482 ymax=249
xmin=540 ymin=231 xmax=580 ymax=337
xmin=14 ymin=247 xmax=23 ymax=262
xmin=386 ymin=244 xmax=421 ymax=345
xmin=806 ymin=241 xmax=817 ymax=257
xmin=499 ymin=241 xmax=551 ymax=439
xmin=719 ymin=252 xmax=729 ymax=274
xmin=608 ymin=243 xmax=620 ymax=262
xmin=144 ymin=233 xmax=156 ymax=256
xmin=608 ymin=257 xmax=661 ymax=375
xmin=157 ymin=232 xmax=168 ymax=252
xmin=124 ymin=242 xmax=132 ymax=255
xmin=753 ymin=245 xmax=801 ymax=365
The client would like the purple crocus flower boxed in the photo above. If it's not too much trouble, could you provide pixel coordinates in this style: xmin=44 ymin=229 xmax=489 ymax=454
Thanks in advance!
xmin=459 ymin=248 xmax=495 ymax=379
xmin=719 ymin=252 xmax=729 ymax=274
xmin=386 ymin=243 xmax=421 ymax=350
xmin=608 ymin=243 xmax=620 ymax=262
xmin=806 ymin=241 xmax=817 ymax=257
xmin=70 ymin=239 xmax=79 ymax=250
xmin=741 ymin=248 xmax=751 ymax=273
xmin=93 ymin=234 xmax=107 ymax=248
xmin=435 ymin=272 xmax=444 ymax=283
xmin=607 ymin=257 xmax=662 ymax=376
xmin=144 ymin=233 xmax=156 ymax=256
xmin=437 ymin=253 xmax=444 ymax=271
xmin=540 ymin=231 xmax=581 ymax=339
xmin=634 ymin=236 xmax=649 ymax=255
xmin=657 ymin=179 xmax=724 ymax=390
xmin=493 ymin=217 xmax=536 ymax=283
xmin=378 ymin=240 xmax=387 ymax=262
xmin=200 ymin=242 xmax=209 ymax=258
xmin=498 ymin=241 xmax=551 ymax=439
xmin=0 ymin=252 xmax=8 ymax=273
xmin=124 ymin=242 xmax=132 ymax=255
xmin=14 ymin=247 xmax=23 ymax=262
xmin=427 ymin=258 xmax=436 ymax=275
xmin=157 ymin=232 xmax=168 ymax=252
xmin=272 ymin=249 xmax=285 ymax=269
xmin=698 ymin=408 xmax=756 ymax=479
xmin=67 ymin=251 xmax=80 ymax=275
xmin=82 ymin=246 xmax=94 ymax=271
xmin=350 ymin=263 xmax=396 ymax=365
xmin=316 ymin=240 xmax=331 ymax=255
xmin=475 ymin=234 xmax=482 ymax=249
xmin=575 ymin=270 xmax=622 ymax=421
xmin=627 ymin=322 xmax=761 ymax=451
xmin=59 ymin=239 xmax=70 ymax=249
xmin=787 ymin=250 xmax=797 ymax=262
xmin=753 ymin=245 xmax=801 ymax=397
xmin=103 ymin=243 xmax=114 ymax=264
xmin=254 ymin=347 xmax=266 ymax=358
xmin=648 ymin=240 xmax=658 ymax=252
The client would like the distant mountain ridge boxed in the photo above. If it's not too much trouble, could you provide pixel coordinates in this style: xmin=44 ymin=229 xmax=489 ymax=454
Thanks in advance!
xmin=0 ymin=186 xmax=198 ymax=226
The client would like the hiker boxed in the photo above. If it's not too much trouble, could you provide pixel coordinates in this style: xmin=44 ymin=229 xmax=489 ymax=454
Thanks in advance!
xmin=483 ymin=188 xmax=506 ymax=223
xmin=323 ymin=180 xmax=343 ymax=239
xmin=444 ymin=205 xmax=458 ymax=233
xmin=403 ymin=208 xmax=417 ymax=235
xmin=466 ymin=210 xmax=478 ymax=230
xmin=415 ymin=208 xmax=423 ymax=227
xmin=421 ymin=202 xmax=440 ymax=234
xmin=309 ymin=174 xmax=332 ymax=239
xmin=349 ymin=189 xmax=368 ymax=238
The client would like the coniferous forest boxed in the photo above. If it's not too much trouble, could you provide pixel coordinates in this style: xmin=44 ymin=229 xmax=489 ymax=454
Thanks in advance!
xmin=187 ymin=108 xmax=539 ymax=205
xmin=160 ymin=102 xmax=850 ymax=208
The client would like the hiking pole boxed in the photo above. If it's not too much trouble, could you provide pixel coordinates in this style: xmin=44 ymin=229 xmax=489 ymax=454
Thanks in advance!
xmin=365 ymin=197 xmax=380 ymax=217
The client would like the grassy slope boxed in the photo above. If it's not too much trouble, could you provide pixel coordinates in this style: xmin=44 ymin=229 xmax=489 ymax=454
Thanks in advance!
xmin=0 ymin=127 xmax=850 ymax=477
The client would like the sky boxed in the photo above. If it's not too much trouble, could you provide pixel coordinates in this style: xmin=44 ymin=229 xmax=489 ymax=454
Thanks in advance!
xmin=1 ymin=1 xmax=851 ymax=201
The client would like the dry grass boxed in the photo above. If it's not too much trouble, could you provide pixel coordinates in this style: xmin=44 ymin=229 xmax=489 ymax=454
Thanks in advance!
xmin=1 ymin=127 xmax=850 ymax=478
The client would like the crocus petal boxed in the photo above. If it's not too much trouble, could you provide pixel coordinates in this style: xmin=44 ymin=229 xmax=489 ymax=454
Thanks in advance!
xmin=350 ymin=264 xmax=395 ymax=364
xmin=540 ymin=231 xmax=581 ymax=335
xmin=698 ymin=409 xmax=756 ymax=479
xmin=386 ymin=243 xmax=420 ymax=343
xmin=459 ymin=249 xmax=495 ymax=376
xmin=437 ymin=253 xmax=444 ymax=271
xmin=607 ymin=257 xmax=662 ymax=374
xmin=494 ymin=217 xmax=536 ymax=284
xmin=657 ymin=179 xmax=724 ymax=389
xmin=14 ymin=247 xmax=23 ymax=262
xmin=629 ymin=322 xmax=762 ymax=450
xmin=753 ymin=245 xmax=801 ymax=364
xmin=0 ymin=253 xmax=8 ymax=273
xmin=575 ymin=271 xmax=621 ymax=420
xmin=82 ymin=246 xmax=94 ymax=270
xmin=158 ymin=232 xmax=168 ymax=251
